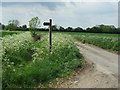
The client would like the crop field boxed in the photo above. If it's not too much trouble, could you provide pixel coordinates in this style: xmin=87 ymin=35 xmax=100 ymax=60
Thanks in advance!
xmin=66 ymin=32 xmax=119 ymax=51
xmin=2 ymin=31 xmax=83 ymax=88
xmin=0 ymin=31 xmax=22 ymax=37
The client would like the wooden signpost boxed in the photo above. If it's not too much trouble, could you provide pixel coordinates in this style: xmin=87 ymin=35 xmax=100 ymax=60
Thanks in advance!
xmin=43 ymin=22 xmax=50 ymax=26
xmin=43 ymin=19 xmax=52 ymax=52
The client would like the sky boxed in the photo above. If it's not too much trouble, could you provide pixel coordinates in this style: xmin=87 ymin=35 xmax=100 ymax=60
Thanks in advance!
xmin=0 ymin=0 xmax=118 ymax=28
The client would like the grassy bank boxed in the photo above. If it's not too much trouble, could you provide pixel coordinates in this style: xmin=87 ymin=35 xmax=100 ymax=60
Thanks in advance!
xmin=2 ymin=31 xmax=83 ymax=88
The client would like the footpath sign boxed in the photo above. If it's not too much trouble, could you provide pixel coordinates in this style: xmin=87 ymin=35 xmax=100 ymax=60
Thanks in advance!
xmin=43 ymin=19 xmax=52 ymax=52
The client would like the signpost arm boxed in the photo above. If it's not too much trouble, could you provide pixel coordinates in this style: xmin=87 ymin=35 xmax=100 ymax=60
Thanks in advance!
xmin=49 ymin=19 xmax=52 ymax=52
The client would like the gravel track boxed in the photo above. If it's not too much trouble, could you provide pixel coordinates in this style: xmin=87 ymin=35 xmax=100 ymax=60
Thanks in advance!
xmin=56 ymin=41 xmax=118 ymax=88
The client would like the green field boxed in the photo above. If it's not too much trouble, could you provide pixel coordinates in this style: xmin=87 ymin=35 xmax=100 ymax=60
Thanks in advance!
xmin=68 ymin=32 xmax=118 ymax=51
xmin=0 ymin=31 xmax=22 ymax=37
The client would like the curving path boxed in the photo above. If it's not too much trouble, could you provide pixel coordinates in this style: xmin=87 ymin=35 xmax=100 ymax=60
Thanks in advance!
xmin=56 ymin=41 xmax=118 ymax=88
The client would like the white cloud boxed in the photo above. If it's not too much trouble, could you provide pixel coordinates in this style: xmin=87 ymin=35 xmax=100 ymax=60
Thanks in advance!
xmin=2 ymin=2 xmax=118 ymax=28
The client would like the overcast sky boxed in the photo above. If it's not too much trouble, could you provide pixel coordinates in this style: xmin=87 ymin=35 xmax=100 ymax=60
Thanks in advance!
xmin=0 ymin=1 xmax=118 ymax=28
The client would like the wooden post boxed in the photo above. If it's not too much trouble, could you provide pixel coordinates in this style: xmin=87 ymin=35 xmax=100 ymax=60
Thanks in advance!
xmin=49 ymin=19 xmax=52 ymax=52
xmin=43 ymin=19 xmax=52 ymax=52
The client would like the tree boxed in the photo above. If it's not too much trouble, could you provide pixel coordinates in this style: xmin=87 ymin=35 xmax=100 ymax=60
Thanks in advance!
xmin=29 ymin=17 xmax=40 ymax=30
xmin=29 ymin=17 xmax=40 ymax=35
xmin=85 ymin=24 xmax=117 ymax=33
xmin=22 ymin=25 xmax=27 ymax=29
xmin=16 ymin=25 xmax=28 ymax=31
xmin=59 ymin=26 xmax=64 ymax=31
xmin=66 ymin=27 xmax=73 ymax=31
xmin=0 ymin=23 xmax=2 ymax=30
xmin=52 ymin=25 xmax=58 ymax=31
xmin=117 ymin=28 xmax=120 ymax=34
xmin=74 ymin=27 xmax=83 ymax=32
xmin=8 ymin=20 xmax=19 ymax=27
xmin=2 ymin=24 xmax=5 ymax=30
xmin=7 ymin=20 xmax=19 ymax=30
xmin=0 ymin=23 xmax=5 ymax=30
xmin=6 ymin=24 xmax=17 ymax=31
xmin=95 ymin=25 xmax=116 ymax=33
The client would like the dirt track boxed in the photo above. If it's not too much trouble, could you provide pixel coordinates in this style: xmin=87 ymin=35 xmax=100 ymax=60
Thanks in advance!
xmin=56 ymin=41 xmax=118 ymax=88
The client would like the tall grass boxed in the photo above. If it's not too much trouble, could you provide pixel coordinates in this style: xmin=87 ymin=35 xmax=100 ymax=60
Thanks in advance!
xmin=2 ymin=32 xmax=83 ymax=88
xmin=2 ymin=32 xmax=35 ymax=88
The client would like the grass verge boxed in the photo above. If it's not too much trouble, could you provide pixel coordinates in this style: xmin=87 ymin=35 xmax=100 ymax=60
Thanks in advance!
xmin=2 ymin=32 xmax=83 ymax=88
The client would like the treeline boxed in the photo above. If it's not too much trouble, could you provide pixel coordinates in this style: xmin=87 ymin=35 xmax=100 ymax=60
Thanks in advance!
xmin=51 ymin=25 xmax=120 ymax=34
xmin=0 ymin=19 xmax=120 ymax=34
